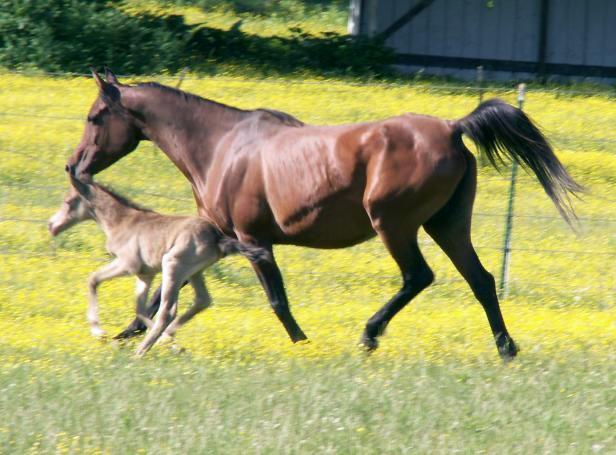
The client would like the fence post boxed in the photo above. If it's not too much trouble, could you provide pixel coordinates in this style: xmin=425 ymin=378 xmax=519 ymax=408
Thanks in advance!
xmin=498 ymin=83 xmax=525 ymax=299
xmin=477 ymin=65 xmax=484 ymax=103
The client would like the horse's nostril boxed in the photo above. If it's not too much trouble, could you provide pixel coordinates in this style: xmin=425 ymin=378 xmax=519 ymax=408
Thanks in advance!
xmin=65 ymin=164 xmax=69 ymax=172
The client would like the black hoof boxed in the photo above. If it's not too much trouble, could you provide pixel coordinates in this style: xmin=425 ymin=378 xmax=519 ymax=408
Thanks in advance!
xmin=497 ymin=335 xmax=519 ymax=360
xmin=360 ymin=332 xmax=379 ymax=352
xmin=113 ymin=320 xmax=147 ymax=340
xmin=291 ymin=332 xmax=308 ymax=343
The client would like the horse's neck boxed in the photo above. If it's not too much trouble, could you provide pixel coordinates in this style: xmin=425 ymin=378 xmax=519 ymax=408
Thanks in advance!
xmin=133 ymin=87 xmax=248 ymax=187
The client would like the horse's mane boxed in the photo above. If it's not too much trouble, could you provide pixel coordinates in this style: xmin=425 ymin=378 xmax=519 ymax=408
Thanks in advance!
xmin=137 ymin=82 xmax=304 ymax=127
xmin=93 ymin=182 xmax=154 ymax=213
xmin=138 ymin=81 xmax=246 ymax=112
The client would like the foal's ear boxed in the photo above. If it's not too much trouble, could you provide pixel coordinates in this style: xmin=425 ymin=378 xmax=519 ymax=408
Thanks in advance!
xmin=91 ymin=67 xmax=121 ymax=107
xmin=104 ymin=67 xmax=120 ymax=85
xmin=66 ymin=164 xmax=92 ymax=198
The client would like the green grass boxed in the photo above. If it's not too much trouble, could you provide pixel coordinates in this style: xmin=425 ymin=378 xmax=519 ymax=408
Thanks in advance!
xmin=1 ymin=350 xmax=614 ymax=454
xmin=0 ymin=71 xmax=614 ymax=453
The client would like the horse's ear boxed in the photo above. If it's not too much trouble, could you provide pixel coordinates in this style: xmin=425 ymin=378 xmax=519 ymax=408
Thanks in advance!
xmin=91 ymin=67 xmax=107 ymax=91
xmin=66 ymin=164 xmax=92 ymax=198
xmin=91 ymin=67 xmax=122 ymax=107
xmin=104 ymin=67 xmax=120 ymax=85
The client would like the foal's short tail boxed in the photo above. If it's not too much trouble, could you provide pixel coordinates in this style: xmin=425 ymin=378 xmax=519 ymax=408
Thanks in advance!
xmin=219 ymin=236 xmax=270 ymax=262
xmin=454 ymin=99 xmax=584 ymax=226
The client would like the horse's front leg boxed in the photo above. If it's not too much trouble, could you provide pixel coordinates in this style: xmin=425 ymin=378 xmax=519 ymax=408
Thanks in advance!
xmin=244 ymin=242 xmax=307 ymax=343
xmin=87 ymin=259 xmax=130 ymax=337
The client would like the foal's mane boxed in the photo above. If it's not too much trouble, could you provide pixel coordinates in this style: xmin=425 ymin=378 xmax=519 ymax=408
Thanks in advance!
xmin=93 ymin=182 xmax=154 ymax=213
xmin=136 ymin=82 xmax=304 ymax=127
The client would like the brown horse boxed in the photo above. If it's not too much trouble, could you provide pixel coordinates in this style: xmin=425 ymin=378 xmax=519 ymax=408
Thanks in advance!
xmin=67 ymin=68 xmax=582 ymax=359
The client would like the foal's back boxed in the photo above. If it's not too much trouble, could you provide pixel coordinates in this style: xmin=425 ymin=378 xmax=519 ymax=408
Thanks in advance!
xmin=108 ymin=210 xmax=223 ymax=273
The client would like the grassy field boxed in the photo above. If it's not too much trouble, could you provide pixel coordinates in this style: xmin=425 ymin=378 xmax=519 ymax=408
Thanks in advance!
xmin=0 ymin=71 xmax=615 ymax=453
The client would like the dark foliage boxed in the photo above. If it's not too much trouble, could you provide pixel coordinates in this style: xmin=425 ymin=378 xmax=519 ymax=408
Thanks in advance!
xmin=0 ymin=0 xmax=190 ymax=73
xmin=0 ymin=0 xmax=393 ymax=76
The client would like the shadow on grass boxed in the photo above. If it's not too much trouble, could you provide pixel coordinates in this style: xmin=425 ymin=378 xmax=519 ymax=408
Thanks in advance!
xmin=185 ymin=20 xmax=394 ymax=77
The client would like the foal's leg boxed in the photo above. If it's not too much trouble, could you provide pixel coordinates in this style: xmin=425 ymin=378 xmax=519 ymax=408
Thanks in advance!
xmin=135 ymin=274 xmax=154 ymax=329
xmin=113 ymin=281 xmax=188 ymax=340
xmin=87 ymin=259 xmax=130 ymax=337
xmin=135 ymin=254 xmax=183 ymax=356
xmin=361 ymin=228 xmax=434 ymax=351
xmin=163 ymin=272 xmax=212 ymax=338
xmin=243 ymin=242 xmax=307 ymax=343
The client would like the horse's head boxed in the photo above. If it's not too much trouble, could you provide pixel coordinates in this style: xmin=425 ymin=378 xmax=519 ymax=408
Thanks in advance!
xmin=48 ymin=166 xmax=97 ymax=236
xmin=67 ymin=68 xmax=143 ymax=179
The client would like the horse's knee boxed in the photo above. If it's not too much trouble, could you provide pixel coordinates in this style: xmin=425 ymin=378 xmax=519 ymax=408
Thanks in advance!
xmin=471 ymin=272 xmax=497 ymax=303
xmin=403 ymin=266 xmax=434 ymax=293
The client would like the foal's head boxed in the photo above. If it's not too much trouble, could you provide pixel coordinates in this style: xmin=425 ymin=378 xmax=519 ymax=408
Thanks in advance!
xmin=67 ymin=68 xmax=143 ymax=179
xmin=48 ymin=187 xmax=92 ymax=237
xmin=48 ymin=167 xmax=103 ymax=236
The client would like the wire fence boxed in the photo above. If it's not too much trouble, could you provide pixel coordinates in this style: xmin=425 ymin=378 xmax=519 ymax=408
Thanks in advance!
xmin=4 ymin=67 xmax=616 ymax=97
xmin=1 ymin=69 xmax=615 ymax=301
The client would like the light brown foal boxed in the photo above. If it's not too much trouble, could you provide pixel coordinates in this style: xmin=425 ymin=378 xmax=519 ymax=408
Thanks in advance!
xmin=48 ymin=168 xmax=254 ymax=356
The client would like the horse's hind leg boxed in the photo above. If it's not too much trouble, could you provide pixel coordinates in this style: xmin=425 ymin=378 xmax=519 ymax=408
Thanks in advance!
xmin=361 ymin=227 xmax=434 ymax=351
xmin=423 ymin=155 xmax=518 ymax=359
xmin=425 ymin=221 xmax=518 ymax=359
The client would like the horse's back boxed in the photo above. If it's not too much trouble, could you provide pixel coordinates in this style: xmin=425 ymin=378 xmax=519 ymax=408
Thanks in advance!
xmin=206 ymin=113 xmax=468 ymax=247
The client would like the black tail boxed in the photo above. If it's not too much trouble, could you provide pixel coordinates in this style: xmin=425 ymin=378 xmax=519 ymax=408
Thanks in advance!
xmin=455 ymin=99 xmax=584 ymax=226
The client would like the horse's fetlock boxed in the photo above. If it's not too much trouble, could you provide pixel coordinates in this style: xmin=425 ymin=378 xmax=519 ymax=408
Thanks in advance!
xmin=421 ymin=268 xmax=435 ymax=288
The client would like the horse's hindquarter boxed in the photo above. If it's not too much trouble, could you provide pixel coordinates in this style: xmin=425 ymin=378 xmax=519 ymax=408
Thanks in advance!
xmin=362 ymin=115 xmax=467 ymax=230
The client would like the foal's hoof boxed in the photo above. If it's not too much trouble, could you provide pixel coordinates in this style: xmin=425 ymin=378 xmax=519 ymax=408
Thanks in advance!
xmin=90 ymin=327 xmax=108 ymax=339
xmin=134 ymin=344 xmax=150 ymax=358
xmin=156 ymin=332 xmax=174 ymax=345
xmin=169 ymin=344 xmax=186 ymax=355
xmin=497 ymin=335 xmax=519 ymax=361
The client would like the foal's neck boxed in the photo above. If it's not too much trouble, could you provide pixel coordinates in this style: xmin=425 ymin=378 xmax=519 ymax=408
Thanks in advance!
xmin=89 ymin=187 xmax=143 ymax=238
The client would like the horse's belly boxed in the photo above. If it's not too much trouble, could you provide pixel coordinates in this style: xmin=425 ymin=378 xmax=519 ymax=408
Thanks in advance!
xmin=275 ymin=198 xmax=376 ymax=248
